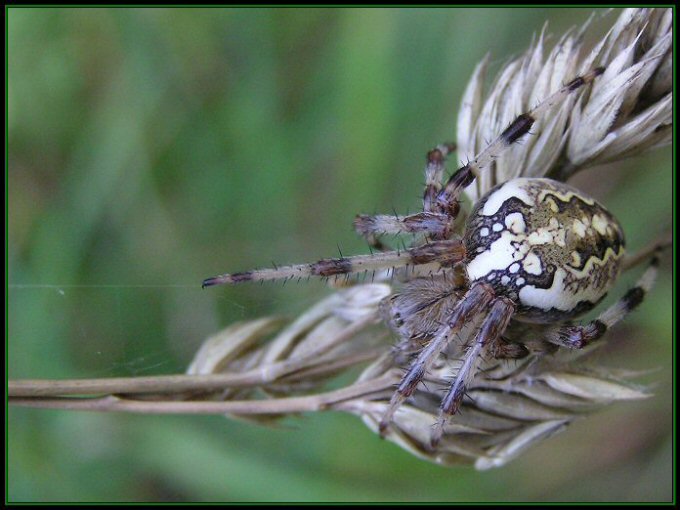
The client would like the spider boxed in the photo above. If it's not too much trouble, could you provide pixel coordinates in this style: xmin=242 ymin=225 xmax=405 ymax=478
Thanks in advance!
xmin=203 ymin=65 xmax=662 ymax=448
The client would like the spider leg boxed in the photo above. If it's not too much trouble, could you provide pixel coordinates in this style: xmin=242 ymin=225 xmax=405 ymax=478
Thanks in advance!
xmin=435 ymin=67 xmax=605 ymax=216
xmin=430 ymin=297 xmax=515 ymax=448
xmin=488 ymin=336 xmax=530 ymax=360
xmin=202 ymin=238 xmax=465 ymax=287
xmin=545 ymin=253 xmax=660 ymax=349
xmin=353 ymin=143 xmax=457 ymax=244
xmin=353 ymin=211 xmax=453 ymax=241
xmin=423 ymin=143 xmax=457 ymax=214
xmin=378 ymin=282 xmax=494 ymax=435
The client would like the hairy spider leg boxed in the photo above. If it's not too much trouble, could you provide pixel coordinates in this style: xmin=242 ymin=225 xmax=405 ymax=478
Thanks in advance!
xmin=352 ymin=144 xmax=457 ymax=243
xmin=354 ymin=67 xmax=605 ymax=244
xmin=378 ymin=282 xmax=494 ymax=435
xmin=435 ymin=67 xmax=606 ymax=215
xmin=423 ymin=143 xmax=457 ymax=213
xmin=545 ymin=252 xmax=660 ymax=349
xmin=430 ymin=297 xmax=515 ymax=448
xmin=202 ymin=238 xmax=465 ymax=287
xmin=353 ymin=211 xmax=454 ymax=241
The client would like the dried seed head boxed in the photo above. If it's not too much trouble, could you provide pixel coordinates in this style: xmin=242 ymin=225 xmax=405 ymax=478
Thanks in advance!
xmin=458 ymin=7 xmax=672 ymax=202
xmin=189 ymin=281 xmax=651 ymax=469
xmin=189 ymin=284 xmax=391 ymax=420
xmin=355 ymin=344 xmax=649 ymax=469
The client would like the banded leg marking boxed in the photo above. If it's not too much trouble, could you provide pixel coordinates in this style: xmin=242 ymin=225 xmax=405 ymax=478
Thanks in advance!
xmin=378 ymin=282 xmax=494 ymax=435
xmin=545 ymin=255 xmax=659 ymax=349
xmin=435 ymin=67 xmax=606 ymax=216
xmin=202 ymin=238 xmax=465 ymax=287
xmin=354 ymin=212 xmax=453 ymax=240
xmin=430 ymin=297 xmax=515 ymax=448
xmin=423 ymin=143 xmax=457 ymax=214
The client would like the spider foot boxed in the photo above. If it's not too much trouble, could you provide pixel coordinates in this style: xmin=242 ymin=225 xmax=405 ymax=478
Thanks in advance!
xmin=429 ymin=415 xmax=448 ymax=449
xmin=378 ymin=390 xmax=408 ymax=437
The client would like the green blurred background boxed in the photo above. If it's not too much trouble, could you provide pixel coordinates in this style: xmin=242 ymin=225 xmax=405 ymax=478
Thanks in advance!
xmin=7 ymin=7 xmax=672 ymax=502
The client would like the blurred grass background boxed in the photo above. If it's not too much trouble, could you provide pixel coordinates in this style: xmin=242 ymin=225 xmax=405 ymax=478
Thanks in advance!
xmin=7 ymin=7 xmax=672 ymax=503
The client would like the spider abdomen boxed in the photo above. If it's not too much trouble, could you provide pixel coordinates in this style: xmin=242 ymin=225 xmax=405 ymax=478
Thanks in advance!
xmin=464 ymin=178 xmax=625 ymax=323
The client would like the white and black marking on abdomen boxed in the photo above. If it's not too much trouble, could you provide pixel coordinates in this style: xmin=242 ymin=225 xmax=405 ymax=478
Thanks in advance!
xmin=463 ymin=178 xmax=625 ymax=323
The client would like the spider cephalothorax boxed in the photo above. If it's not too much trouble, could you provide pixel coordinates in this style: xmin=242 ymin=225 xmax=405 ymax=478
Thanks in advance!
xmin=203 ymin=65 xmax=660 ymax=448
